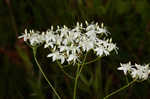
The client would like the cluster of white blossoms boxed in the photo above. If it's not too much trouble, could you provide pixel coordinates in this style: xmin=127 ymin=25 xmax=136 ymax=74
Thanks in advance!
xmin=118 ymin=62 xmax=150 ymax=80
xmin=18 ymin=21 xmax=117 ymax=64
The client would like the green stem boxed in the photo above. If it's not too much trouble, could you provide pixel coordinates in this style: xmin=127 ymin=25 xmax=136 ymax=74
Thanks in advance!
xmin=73 ymin=64 xmax=80 ymax=99
xmin=104 ymin=79 xmax=137 ymax=99
xmin=32 ymin=47 xmax=61 ymax=99
xmin=57 ymin=60 xmax=93 ymax=86
xmin=125 ymin=76 xmax=129 ymax=85
xmin=57 ymin=61 xmax=75 ymax=80
xmin=73 ymin=52 xmax=88 ymax=99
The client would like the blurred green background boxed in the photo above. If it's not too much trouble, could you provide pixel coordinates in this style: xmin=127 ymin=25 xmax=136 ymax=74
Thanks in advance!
xmin=1 ymin=0 xmax=150 ymax=99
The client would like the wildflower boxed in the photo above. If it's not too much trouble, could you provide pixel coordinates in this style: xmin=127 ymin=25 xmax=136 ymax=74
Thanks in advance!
xmin=79 ymin=38 xmax=94 ymax=52
xmin=133 ymin=64 xmax=150 ymax=80
xmin=94 ymin=46 xmax=109 ymax=56
xmin=118 ymin=62 xmax=150 ymax=80
xmin=18 ymin=29 xmax=30 ymax=41
xmin=117 ymin=62 xmax=132 ymax=75
xmin=47 ymin=51 xmax=60 ymax=62
xmin=47 ymin=51 xmax=66 ymax=64
xmin=18 ymin=21 xmax=117 ymax=64
xmin=67 ymin=53 xmax=78 ymax=64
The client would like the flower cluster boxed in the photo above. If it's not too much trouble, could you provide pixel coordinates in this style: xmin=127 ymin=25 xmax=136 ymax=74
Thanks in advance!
xmin=19 ymin=21 xmax=117 ymax=64
xmin=118 ymin=62 xmax=150 ymax=80
xmin=18 ymin=29 xmax=45 ymax=46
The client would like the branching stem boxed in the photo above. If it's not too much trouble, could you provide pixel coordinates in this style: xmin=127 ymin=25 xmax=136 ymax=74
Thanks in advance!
xmin=104 ymin=79 xmax=137 ymax=99
xmin=33 ymin=47 xmax=61 ymax=99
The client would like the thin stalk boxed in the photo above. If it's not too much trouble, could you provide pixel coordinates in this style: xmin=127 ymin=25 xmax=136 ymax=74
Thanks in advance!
xmin=125 ymin=76 xmax=129 ymax=85
xmin=79 ymin=52 xmax=90 ymax=74
xmin=104 ymin=79 xmax=137 ymax=99
xmin=33 ymin=47 xmax=61 ymax=99
xmin=98 ymin=59 xmax=103 ymax=98
xmin=73 ymin=52 xmax=88 ymax=99
xmin=73 ymin=64 xmax=80 ymax=99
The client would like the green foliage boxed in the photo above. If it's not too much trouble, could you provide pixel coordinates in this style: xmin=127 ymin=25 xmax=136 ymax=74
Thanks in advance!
xmin=1 ymin=0 xmax=150 ymax=98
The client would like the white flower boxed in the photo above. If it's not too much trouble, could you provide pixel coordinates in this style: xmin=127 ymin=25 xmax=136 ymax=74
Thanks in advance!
xmin=69 ymin=44 xmax=80 ymax=54
xmin=29 ymin=33 xmax=41 ymax=46
xmin=130 ymin=68 xmax=138 ymax=78
xmin=94 ymin=46 xmax=109 ymax=56
xmin=79 ymin=36 xmax=94 ymax=52
xmin=58 ymin=25 xmax=69 ymax=38
xmin=118 ymin=62 xmax=150 ymax=80
xmin=59 ymin=45 xmax=68 ymax=52
xmin=134 ymin=64 xmax=150 ymax=80
xmin=44 ymin=41 xmax=54 ymax=48
xmin=86 ymin=24 xmax=95 ymax=31
xmin=85 ymin=30 xmax=96 ymax=40
xmin=45 ymin=29 xmax=56 ymax=42
xmin=18 ymin=29 xmax=30 ymax=41
xmin=118 ymin=62 xmax=132 ymax=75
xmin=19 ymin=21 xmax=117 ymax=64
xmin=47 ymin=51 xmax=60 ymax=62
xmin=55 ymin=34 xmax=62 ymax=45
xmin=59 ymin=54 xmax=65 ymax=64
xmin=96 ymin=28 xmax=107 ymax=34
xmin=67 ymin=53 xmax=78 ymax=64
xmin=18 ymin=29 xmax=45 ymax=46
xmin=47 ymin=51 xmax=66 ymax=64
